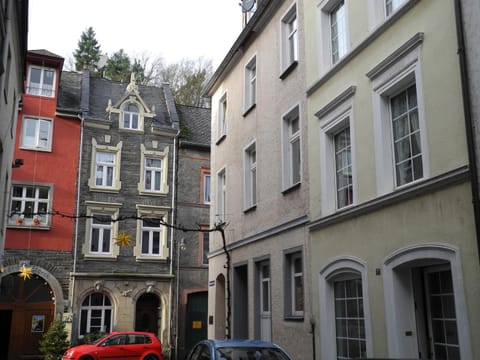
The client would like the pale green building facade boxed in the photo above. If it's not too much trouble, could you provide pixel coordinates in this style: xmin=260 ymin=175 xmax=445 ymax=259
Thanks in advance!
xmin=305 ymin=0 xmax=480 ymax=359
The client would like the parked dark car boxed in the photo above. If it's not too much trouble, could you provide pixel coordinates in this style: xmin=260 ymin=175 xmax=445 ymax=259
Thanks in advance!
xmin=61 ymin=331 xmax=163 ymax=360
xmin=186 ymin=339 xmax=293 ymax=360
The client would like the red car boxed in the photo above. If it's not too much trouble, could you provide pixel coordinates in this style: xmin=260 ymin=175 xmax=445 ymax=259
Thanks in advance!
xmin=61 ymin=331 xmax=163 ymax=360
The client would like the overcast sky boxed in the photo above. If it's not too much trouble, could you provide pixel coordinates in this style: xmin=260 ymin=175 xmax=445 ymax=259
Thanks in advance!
xmin=28 ymin=0 xmax=244 ymax=68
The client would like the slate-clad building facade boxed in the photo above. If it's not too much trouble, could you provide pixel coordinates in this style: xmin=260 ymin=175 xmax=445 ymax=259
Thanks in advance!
xmin=70 ymin=72 xmax=179 ymax=350
xmin=174 ymin=104 xmax=211 ymax=359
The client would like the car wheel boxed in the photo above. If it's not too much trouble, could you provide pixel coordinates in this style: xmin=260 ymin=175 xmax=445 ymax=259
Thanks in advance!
xmin=143 ymin=355 xmax=158 ymax=360
xmin=79 ymin=356 xmax=94 ymax=360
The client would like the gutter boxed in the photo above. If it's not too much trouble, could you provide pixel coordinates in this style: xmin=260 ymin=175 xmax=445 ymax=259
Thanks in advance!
xmin=203 ymin=0 xmax=282 ymax=97
xmin=454 ymin=0 xmax=480 ymax=263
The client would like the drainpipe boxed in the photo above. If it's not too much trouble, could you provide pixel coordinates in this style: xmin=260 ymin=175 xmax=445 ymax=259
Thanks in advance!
xmin=169 ymin=129 xmax=180 ymax=359
xmin=70 ymin=112 xmax=84 ymax=343
xmin=454 ymin=0 xmax=480 ymax=263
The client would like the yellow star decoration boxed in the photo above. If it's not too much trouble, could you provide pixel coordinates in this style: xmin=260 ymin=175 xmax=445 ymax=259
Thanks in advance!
xmin=19 ymin=266 xmax=33 ymax=280
xmin=115 ymin=232 xmax=132 ymax=246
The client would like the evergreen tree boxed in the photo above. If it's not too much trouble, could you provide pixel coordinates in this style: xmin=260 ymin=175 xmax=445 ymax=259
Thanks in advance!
xmin=39 ymin=319 xmax=70 ymax=360
xmin=73 ymin=27 xmax=102 ymax=71
xmin=105 ymin=49 xmax=131 ymax=82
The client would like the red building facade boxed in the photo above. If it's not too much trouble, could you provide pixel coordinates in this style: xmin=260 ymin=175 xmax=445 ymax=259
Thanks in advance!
xmin=0 ymin=50 xmax=82 ymax=360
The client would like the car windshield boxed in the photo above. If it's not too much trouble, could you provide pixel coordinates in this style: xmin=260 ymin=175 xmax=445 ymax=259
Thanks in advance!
xmin=93 ymin=334 xmax=111 ymax=345
xmin=216 ymin=347 xmax=290 ymax=360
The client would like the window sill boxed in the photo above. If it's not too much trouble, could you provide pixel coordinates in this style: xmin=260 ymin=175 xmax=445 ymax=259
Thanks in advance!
xmin=216 ymin=134 xmax=227 ymax=146
xmin=89 ymin=186 xmax=121 ymax=193
xmin=19 ymin=146 xmax=52 ymax=152
xmin=282 ymin=182 xmax=301 ymax=195
xmin=243 ymin=103 xmax=256 ymax=117
xmin=136 ymin=256 xmax=168 ymax=262
xmin=84 ymin=254 xmax=118 ymax=261
xmin=284 ymin=315 xmax=304 ymax=322
xmin=243 ymin=204 xmax=257 ymax=214
xmin=138 ymin=190 xmax=168 ymax=197
xmin=119 ymin=127 xmax=144 ymax=134
xmin=279 ymin=61 xmax=298 ymax=80
xmin=7 ymin=224 xmax=51 ymax=230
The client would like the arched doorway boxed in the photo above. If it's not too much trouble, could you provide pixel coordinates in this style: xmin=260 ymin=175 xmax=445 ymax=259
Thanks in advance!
xmin=0 ymin=272 xmax=55 ymax=360
xmin=135 ymin=293 xmax=160 ymax=336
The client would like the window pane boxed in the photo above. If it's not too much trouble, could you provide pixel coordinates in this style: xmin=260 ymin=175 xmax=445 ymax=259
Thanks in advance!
xmin=391 ymin=85 xmax=422 ymax=186
xmin=23 ymin=119 xmax=37 ymax=146
xmin=154 ymin=171 xmax=161 ymax=190
xmin=30 ymin=67 xmax=41 ymax=83
xmin=106 ymin=167 xmax=113 ymax=186
xmin=102 ymin=230 xmax=111 ymax=252
xmin=152 ymin=232 xmax=160 ymax=254
xmin=142 ymin=233 xmax=149 ymax=253
xmin=291 ymin=138 xmax=301 ymax=184
xmin=91 ymin=229 xmax=99 ymax=251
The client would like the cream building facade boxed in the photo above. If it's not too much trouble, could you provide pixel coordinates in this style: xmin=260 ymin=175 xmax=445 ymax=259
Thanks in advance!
xmin=205 ymin=1 xmax=313 ymax=358
xmin=305 ymin=0 xmax=480 ymax=359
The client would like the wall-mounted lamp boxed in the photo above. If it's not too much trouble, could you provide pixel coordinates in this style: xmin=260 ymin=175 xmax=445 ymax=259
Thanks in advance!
xmin=12 ymin=159 xmax=24 ymax=168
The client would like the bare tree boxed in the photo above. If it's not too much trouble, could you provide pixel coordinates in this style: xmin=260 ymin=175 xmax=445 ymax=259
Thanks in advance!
xmin=152 ymin=57 xmax=213 ymax=107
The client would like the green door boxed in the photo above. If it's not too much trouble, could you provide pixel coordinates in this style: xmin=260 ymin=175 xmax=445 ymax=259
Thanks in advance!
xmin=185 ymin=292 xmax=208 ymax=355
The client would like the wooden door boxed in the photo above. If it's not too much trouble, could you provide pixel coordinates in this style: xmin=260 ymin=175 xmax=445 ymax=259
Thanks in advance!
xmin=0 ymin=273 xmax=55 ymax=360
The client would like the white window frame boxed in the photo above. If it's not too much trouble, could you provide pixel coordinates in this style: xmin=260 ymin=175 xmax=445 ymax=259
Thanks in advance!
xmin=329 ymin=0 xmax=347 ymax=64
xmin=333 ymin=126 xmax=353 ymax=209
xmin=319 ymin=257 xmax=373 ymax=359
xmin=20 ymin=116 xmax=53 ymax=151
xmin=369 ymin=35 xmax=428 ymax=195
xmin=218 ymin=92 xmax=227 ymax=140
xmin=26 ymin=65 xmax=56 ymax=97
xmin=83 ymin=201 xmax=121 ymax=259
xmin=122 ymin=102 xmax=140 ymax=130
xmin=318 ymin=87 xmax=356 ymax=215
xmin=282 ymin=105 xmax=302 ymax=190
xmin=317 ymin=0 xmax=350 ymax=73
xmin=88 ymin=139 xmax=123 ymax=192
xmin=285 ymin=250 xmax=304 ymax=318
xmin=89 ymin=213 xmax=113 ymax=255
xmin=134 ymin=204 xmax=169 ymax=260
xmin=216 ymin=167 xmax=226 ymax=224
xmin=385 ymin=0 xmax=407 ymax=16
xmin=281 ymin=2 xmax=298 ymax=73
xmin=244 ymin=141 xmax=257 ymax=210
xmin=202 ymin=169 xmax=211 ymax=205
xmin=367 ymin=0 xmax=417 ymax=31
xmin=138 ymin=144 xmax=169 ymax=195
xmin=244 ymin=55 xmax=257 ymax=112
xmin=8 ymin=183 xmax=52 ymax=228
xmin=79 ymin=293 xmax=112 ymax=337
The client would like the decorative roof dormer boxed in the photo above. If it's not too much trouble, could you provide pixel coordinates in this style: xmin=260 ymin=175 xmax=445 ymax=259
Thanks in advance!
xmin=106 ymin=73 xmax=156 ymax=132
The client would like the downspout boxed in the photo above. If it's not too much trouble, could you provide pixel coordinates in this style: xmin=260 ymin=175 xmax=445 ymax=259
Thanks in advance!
xmin=70 ymin=70 xmax=90 ymax=341
xmin=170 ymin=129 xmax=180 ymax=358
xmin=454 ymin=0 xmax=480 ymax=262
xmin=70 ymin=112 xmax=84 ymax=343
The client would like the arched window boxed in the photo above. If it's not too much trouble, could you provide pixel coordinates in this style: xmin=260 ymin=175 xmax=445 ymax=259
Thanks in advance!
xmin=79 ymin=293 xmax=112 ymax=336
xmin=123 ymin=103 xmax=139 ymax=129
xmin=319 ymin=257 xmax=372 ymax=359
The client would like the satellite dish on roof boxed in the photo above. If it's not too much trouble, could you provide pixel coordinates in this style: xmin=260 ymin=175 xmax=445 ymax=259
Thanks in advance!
xmin=240 ymin=0 xmax=255 ymax=12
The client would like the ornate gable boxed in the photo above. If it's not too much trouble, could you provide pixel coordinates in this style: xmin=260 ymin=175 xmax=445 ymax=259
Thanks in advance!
xmin=106 ymin=73 xmax=156 ymax=132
